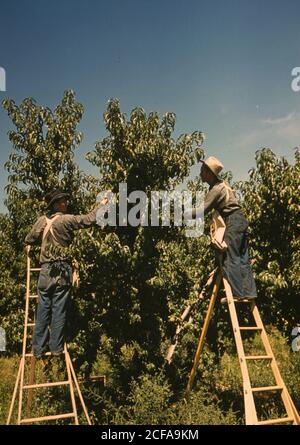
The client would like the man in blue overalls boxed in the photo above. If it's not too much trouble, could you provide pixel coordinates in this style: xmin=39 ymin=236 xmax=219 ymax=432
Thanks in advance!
xmin=25 ymin=189 xmax=108 ymax=359
xmin=188 ymin=156 xmax=257 ymax=301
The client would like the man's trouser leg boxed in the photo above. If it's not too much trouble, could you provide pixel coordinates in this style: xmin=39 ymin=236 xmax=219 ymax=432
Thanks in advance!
xmin=222 ymin=211 xmax=257 ymax=298
xmin=49 ymin=262 xmax=72 ymax=355
xmin=32 ymin=264 xmax=53 ymax=357
xmin=240 ymin=232 xmax=258 ymax=297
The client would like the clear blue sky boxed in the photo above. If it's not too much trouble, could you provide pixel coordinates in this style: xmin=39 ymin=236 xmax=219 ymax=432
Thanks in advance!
xmin=1 ymin=0 xmax=300 ymax=213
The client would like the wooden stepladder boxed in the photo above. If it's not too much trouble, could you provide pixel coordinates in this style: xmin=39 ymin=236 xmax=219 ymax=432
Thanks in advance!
xmin=185 ymin=268 xmax=300 ymax=426
xmin=7 ymin=249 xmax=92 ymax=425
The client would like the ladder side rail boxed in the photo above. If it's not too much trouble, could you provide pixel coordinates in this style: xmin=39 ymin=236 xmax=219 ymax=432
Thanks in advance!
xmin=66 ymin=350 xmax=92 ymax=425
xmin=251 ymin=303 xmax=300 ymax=425
xmin=17 ymin=252 xmax=33 ymax=424
xmin=185 ymin=270 xmax=222 ymax=398
xmin=223 ymin=277 xmax=258 ymax=425
xmin=65 ymin=345 xmax=79 ymax=425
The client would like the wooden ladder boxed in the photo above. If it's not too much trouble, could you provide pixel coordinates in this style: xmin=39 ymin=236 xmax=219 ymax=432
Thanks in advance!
xmin=185 ymin=268 xmax=300 ymax=425
xmin=6 ymin=250 xmax=92 ymax=425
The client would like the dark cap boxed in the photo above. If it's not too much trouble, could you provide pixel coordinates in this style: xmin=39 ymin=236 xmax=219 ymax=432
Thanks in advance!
xmin=45 ymin=189 xmax=69 ymax=209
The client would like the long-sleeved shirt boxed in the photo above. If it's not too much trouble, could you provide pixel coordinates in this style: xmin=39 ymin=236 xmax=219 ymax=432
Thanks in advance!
xmin=186 ymin=180 xmax=241 ymax=219
xmin=25 ymin=206 xmax=100 ymax=263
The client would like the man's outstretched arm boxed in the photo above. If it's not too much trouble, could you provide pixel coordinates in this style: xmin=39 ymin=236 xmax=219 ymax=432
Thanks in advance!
xmin=62 ymin=197 xmax=109 ymax=231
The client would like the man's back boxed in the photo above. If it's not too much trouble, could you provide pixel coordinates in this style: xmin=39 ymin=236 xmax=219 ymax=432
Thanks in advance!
xmin=25 ymin=206 xmax=99 ymax=263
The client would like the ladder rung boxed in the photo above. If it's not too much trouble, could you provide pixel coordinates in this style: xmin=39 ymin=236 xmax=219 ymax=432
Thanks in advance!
xmin=23 ymin=381 xmax=69 ymax=389
xmin=29 ymin=295 xmax=38 ymax=299
xmin=252 ymin=385 xmax=283 ymax=392
xmin=20 ymin=412 xmax=75 ymax=424
xmin=257 ymin=417 xmax=294 ymax=425
xmin=240 ymin=327 xmax=262 ymax=331
xmin=30 ymin=268 xmax=41 ymax=272
xmin=27 ymin=323 xmax=36 ymax=327
xmin=245 ymin=355 xmax=272 ymax=360
xmin=25 ymin=352 xmax=54 ymax=357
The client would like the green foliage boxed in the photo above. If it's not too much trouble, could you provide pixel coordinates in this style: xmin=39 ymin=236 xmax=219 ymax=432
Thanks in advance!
xmin=86 ymin=99 xmax=205 ymax=191
xmin=100 ymin=372 xmax=238 ymax=425
xmin=0 ymin=356 xmax=19 ymax=423
xmin=122 ymin=373 xmax=173 ymax=424
xmin=0 ymin=91 xmax=92 ymax=353
xmin=0 ymin=93 xmax=299 ymax=424
xmin=65 ymin=99 xmax=207 ymax=389
xmin=237 ymin=148 xmax=300 ymax=330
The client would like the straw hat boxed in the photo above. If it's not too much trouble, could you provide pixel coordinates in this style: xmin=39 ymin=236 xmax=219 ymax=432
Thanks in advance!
xmin=200 ymin=156 xmax=224 ymax=177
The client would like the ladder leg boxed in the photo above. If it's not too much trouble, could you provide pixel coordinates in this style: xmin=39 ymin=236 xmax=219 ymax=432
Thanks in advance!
xmin=166 ymin=268 xmax=218 ymax=365
xmin=65 ymin=350 xmax=92 ymax=425
xmin=65 ymin=346 xmax=79 ymax=425
xmin=185 ymin=270 xmax=222 ymax=399
xmin=27 ymin=289 xmax=37 ymax=419
xmin=17 ymin=252 xmax=32 ymax=424
xmin=6 ymin=359 xmax=22 ymax=425
xmin=251 ymin=303 xmax=300 ymax=425
xmin=287 ymin=392 xmax=300 ymax=425
xmin=17 ymin=358 xmax=25 ymax=425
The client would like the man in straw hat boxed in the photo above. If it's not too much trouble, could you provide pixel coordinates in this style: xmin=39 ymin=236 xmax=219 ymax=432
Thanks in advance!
xmin=25 ymin=189 xmax=108 ymax=359
xmin=187 ymin=156 xmax=257 ymax=301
